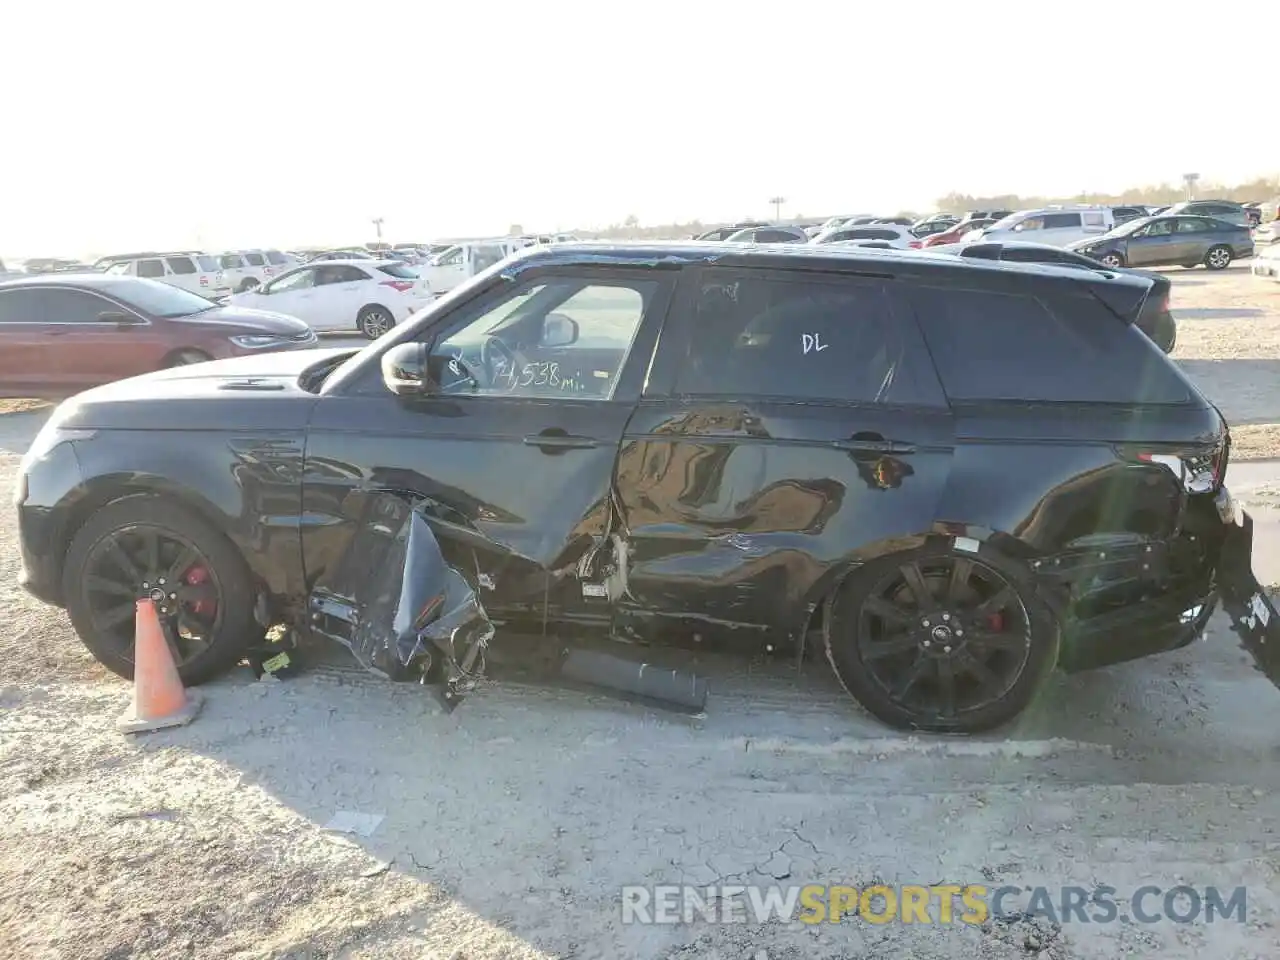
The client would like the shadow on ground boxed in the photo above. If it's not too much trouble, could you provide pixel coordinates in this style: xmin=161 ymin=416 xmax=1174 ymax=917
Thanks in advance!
xmin=102 ymin=618 xmax=1280 ymax=957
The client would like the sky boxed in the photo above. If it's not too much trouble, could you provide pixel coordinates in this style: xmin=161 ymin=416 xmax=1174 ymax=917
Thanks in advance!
xmin=2 ymin=0 xmax=1278 ymax=259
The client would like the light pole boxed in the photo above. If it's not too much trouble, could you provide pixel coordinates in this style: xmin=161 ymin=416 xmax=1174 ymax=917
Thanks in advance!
xmin=769 ymin=196 xmax=786 ymax=221
xmin=1181 ymin=173 xmax=1199 ymax=202
xmin=371 ymin=217 xmax=385 ymax=241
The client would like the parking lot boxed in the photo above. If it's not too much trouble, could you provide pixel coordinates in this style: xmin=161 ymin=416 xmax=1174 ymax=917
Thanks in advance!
xmin=3 ymin=263 xmax=1280 ymax=960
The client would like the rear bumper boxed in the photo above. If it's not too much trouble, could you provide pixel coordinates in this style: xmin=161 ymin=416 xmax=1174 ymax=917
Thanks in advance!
xmin=1058 ymin=485 xmax=1280 ymax=680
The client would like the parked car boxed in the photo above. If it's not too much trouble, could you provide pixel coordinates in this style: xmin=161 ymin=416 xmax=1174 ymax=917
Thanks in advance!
xmin=417 ymin=239 xmax=529 ymax=296
xmin=307 ymin=249 xmax=376 ymax=262
xmin=101 ymin=252 xmax=231 ymax=299
xmin=216 ymin=249 xmax=299 ymax=293
xmin=937 ymin=240 xmax=1177 ymax=352
xmin=18 ymin=242 xmax=1280 ymax=734
xmin=227 ymin=259 xmax=430 ymax=339
xmin=921 ymin=219 xmax=997 ymax=248
xmin=955 ymin=210 xmax=1014 ymax=227
xmin=694 ymin=222 xmax=769 ymax=241
xmin=1252 ymin=243 xmax=1280 ymax=281
xmin=1068 ymin=215 xmax=1254 ymax=270
xmin=910 ymin=217 xmax=961 ymax=238
xmin=0 ymin=274 xmax=315 ymax=398
xmin=1111 ymin=206 xmax=1150 ymax=225
xmin=1161 ymin=200 xmax=1252 ymax=229
xmin=722 ymin=225 xmax=810 ymax=244
xmin=1252 ymin=219 xmax=1280 ymax=246
xmin=969 ymin=207 xmax=1116 ymax=248
xmin=811 ymin=224 xmax=922 ymax=248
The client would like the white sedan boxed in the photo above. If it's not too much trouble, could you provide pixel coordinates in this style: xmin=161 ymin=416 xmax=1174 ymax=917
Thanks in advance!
xmin=227 ymin=259 xmax=431 ymax=338
xmin=809 ymin=224 xmax=922 ymax=249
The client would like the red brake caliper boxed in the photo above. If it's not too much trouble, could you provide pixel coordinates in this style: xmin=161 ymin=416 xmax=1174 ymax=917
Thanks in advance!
xmin=986 ymin=611 xmax=1005 ymax=631
xmin=184 ymin=564 xmax=216 ymax=617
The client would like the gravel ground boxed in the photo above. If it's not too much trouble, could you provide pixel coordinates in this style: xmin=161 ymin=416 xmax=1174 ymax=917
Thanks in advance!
xmin=4 ymin=266 xmax=1280 ymax=959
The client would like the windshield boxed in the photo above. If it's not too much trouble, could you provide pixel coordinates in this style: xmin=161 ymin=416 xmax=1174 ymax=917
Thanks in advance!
xmin=110 ymin=277 xmax=218 ymax=316
xmin=429 ymin=245 xmax=461 ymax=265
xmin=986 ymin=212 xmax=1025 ymax=231
xmin=1107 ymin=216 xmax=1156 ymax=238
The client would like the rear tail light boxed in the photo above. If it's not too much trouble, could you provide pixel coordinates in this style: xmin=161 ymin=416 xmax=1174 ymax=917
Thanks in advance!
xmin=1131 ymin=445 xmax=1227 ymax=494
xmin=909 ymin=241 xmax=922 ymax=249
xmin=381 ymin=280 xmax=415 ymax=292
xmin=199 ymin=276 xmax=208 ymax=286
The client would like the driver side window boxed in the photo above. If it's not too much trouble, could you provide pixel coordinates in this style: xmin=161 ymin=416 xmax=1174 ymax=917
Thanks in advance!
xmin=426 ymin=275 xmax=658 ymax=400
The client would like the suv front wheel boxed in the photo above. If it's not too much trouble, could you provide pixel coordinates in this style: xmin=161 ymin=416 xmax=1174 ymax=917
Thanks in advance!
xmin=824 ymin=543 xmax=1059 ymax=732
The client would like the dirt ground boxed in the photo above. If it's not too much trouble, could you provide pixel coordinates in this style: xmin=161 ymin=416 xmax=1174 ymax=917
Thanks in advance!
xmin=3 ymin=265 xmax=1280 ymax=959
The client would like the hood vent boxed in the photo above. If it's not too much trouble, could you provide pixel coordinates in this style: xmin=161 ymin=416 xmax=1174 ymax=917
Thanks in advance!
xmin=217 ymin=378 xmax=286 ymax=391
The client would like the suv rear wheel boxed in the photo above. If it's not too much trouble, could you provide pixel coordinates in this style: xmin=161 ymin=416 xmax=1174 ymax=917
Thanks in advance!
xmin=824 ymin=543 xmax=1059 ymax=732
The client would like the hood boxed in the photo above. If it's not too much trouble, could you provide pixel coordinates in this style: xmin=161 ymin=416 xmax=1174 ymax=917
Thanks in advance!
xmin=1066 ymin=236 xmax=1108 ymax=252
xmin=182 ymin=304 xmax=313 ymax=336
xmin=53 ymin=347 xmax=356 ymax=432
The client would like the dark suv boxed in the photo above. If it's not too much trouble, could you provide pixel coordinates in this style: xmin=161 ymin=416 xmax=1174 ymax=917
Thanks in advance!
xmin=15 ymin=243 xmax=1280 ymax=732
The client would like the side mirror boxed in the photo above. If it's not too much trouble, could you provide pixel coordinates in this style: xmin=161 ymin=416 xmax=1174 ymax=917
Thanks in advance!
xmin=99 ymin=310 xmax=142 ymax=327
xmin=542 ymin=312 xmax=579 ymax=348
xmin=381 ymin=341 xmax=435 ymax=397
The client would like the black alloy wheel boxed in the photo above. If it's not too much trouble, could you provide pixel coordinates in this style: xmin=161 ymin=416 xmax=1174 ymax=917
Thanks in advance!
xmin=826 ymin=545 xmax=1059 ymax=732
xmin=63 ymin=497 xmax=258 ymax=684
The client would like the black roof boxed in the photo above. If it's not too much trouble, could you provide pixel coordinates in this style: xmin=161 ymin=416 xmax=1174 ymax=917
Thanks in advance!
xmin=499 ymin=240 xmax=1154 ymax=296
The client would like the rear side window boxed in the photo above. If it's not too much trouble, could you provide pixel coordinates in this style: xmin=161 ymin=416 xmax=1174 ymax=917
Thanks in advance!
xmin=244 ymin=252 xmax=265 ymax=266
xmin=266 ymin=251 xmax=287 ymax=265
xmin=166 ymin=257 xmax=196 ymax=275
xmin=908 ymin=285 xmax=1191 ymax=404
xmin=674 ymin=272 xmax=945 ymax=406
xmin=137 ymin=259 xmax=165 ymax=278
xmin=377 ymin=263 xmax=418 ymax=279
xmin=1042 ymin=213 xmax=1083 ymax=229
xmin=0 ymin=288 xmax=45 ymax=323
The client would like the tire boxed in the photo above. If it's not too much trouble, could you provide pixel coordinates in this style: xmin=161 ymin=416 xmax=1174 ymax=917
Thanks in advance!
xmin=62 ymin=496 xmax=258 ymax=685
xmin=1157 ymin=316 xmax=1177 ymax=354
xmin=1204 ymin=245 xmax=1232 ymax=270
xmin=1099 ymin=252 xmax=1124 ymax=268
xmin=824 ymin=542 xmax=1060 ymax=733
xmin=238 ymin=278 xmax=259 ymax=293
xmin=359 ymin=305 xmax=395 ymax=340
xmin=166 ymin=349 xmax=213 ymax=367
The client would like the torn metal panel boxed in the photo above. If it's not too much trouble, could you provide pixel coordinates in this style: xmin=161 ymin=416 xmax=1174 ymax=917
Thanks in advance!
xmin=323 ymin=494 xmax=495 ymax=708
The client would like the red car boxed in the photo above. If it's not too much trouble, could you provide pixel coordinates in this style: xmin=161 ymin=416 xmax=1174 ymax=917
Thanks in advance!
xmin=921 ymin=218 xmax=998 ymax=248
xmin=0 ymin=274 xmax=316 ymax=399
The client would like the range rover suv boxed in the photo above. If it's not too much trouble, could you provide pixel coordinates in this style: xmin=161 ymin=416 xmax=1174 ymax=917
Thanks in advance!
xmin=15 ymin=242 xmax=1280 ymax=732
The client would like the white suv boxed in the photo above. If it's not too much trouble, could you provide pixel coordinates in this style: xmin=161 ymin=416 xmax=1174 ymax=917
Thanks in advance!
xmin=217 ymin=249 xmax=299 ymax=292
xmin=102 ymin=252 xmax=230 ymax=299
xmin=966 ymin=207 xmax=1116 ymax=248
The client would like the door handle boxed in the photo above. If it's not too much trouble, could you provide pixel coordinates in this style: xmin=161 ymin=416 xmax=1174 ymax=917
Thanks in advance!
xmin=523 ymin=430 xmax=600 ymax=451
xmin=832 ymin=435 xmax=915 ymax=454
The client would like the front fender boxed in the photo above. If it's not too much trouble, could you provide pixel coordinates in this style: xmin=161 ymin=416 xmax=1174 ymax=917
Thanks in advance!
xmin=59 ymin=430 xmax=308 ymax=601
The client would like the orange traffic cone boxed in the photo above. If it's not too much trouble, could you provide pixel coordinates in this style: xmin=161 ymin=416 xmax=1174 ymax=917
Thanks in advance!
xmin=117 ymin=598 xmax=203 ymax=733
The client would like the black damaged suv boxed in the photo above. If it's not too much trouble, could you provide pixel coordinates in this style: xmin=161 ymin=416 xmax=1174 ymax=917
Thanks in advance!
xmin=15 ymin=242 xmax=1280 ymax=732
